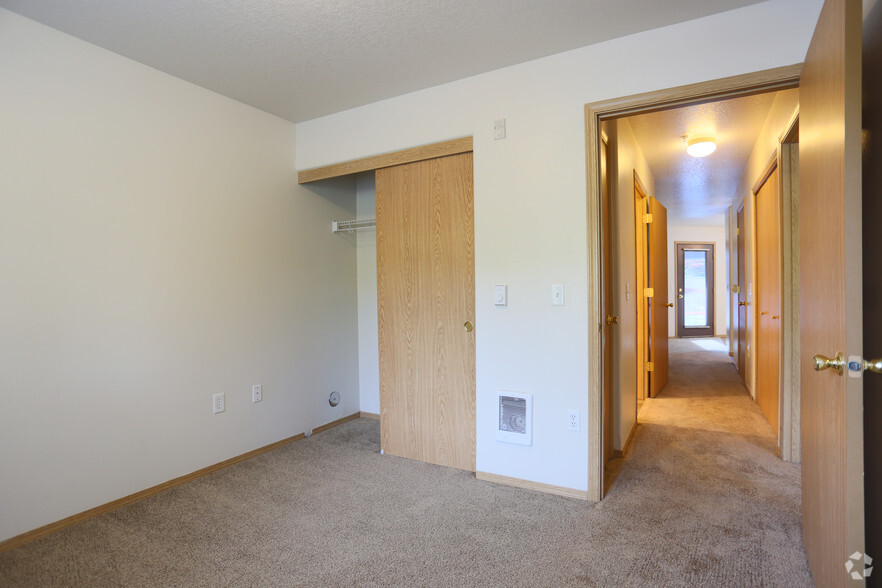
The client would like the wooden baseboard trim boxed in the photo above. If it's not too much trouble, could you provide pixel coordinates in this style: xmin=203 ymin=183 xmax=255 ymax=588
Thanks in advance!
xmin=0 ymin=412 xmax=368 ymax=553
xmin=475 ymin=471 xmax=589 ymax=501
xmin=614 ymin=422 xmax=639 ymax=458
xmin=359 ymin=411 xmax=380 ymax=420
xmin=312 ymin=412 xmax=362 ymax=434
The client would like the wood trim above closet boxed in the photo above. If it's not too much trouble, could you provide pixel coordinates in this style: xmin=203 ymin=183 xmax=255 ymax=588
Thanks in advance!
xmin=298 ymin=136 xmax=473 ymax=183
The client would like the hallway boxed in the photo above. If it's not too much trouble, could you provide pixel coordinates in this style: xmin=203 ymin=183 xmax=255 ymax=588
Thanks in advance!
xmin=602 ymin=337 xmax=810 ymax=584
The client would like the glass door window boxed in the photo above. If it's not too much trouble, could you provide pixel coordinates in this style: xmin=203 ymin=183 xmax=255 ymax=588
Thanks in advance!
xmin=676 ymin=243 xmax=714 ymax=337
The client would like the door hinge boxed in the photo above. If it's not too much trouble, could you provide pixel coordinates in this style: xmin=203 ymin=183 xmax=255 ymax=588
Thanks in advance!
xmin=645 ymin=361 xmax=654 ymax=372
xmin=644 ymin=287 xmax=654 ymax=298
xmin=736 ymin=227 xmax=740 ymax=236
xmin=643 ymin=213 xmax=653 ymax=224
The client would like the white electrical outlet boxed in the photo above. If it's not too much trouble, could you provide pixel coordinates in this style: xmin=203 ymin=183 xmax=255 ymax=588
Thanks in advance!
xmin=212 ymin=393 xmax=225 ymax=414
xmin=567 ymin=409 xmax=580 ymax=432
xmin=252 ymin=384 xmax=262 ymax=403
xmin=552 ymin=284 xmax=565 ymax=306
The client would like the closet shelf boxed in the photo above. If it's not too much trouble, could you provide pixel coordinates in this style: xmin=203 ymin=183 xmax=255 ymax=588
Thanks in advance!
xmin=332 ymin=218 xmax=376 ymax=233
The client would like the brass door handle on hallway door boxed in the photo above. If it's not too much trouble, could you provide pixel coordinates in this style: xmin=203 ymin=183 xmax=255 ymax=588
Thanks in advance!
xmin=665 ymin=303 xmax=673 ymax=308
xmin=812 ymin=352 xmax=845 ymax=375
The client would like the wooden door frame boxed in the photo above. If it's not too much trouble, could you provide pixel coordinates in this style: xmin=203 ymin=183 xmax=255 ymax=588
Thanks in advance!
xmin=585 ymin=64 xmax=801 ymax=501
xmin=779 ymin=116 xmax=800 ymax=462
xmin=601 ymin=132 xmax=615 ymax=471
xmin=634 ymin=172 xmax=650 ymax=405
xmin=736 ymin=204 xmax=747 ymax=378
xmin=674 ymin=242 xmax=716 ymax=338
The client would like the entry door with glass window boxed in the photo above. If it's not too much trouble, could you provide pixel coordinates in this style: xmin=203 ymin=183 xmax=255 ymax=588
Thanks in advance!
xmin=676 ymin=243 xmax=714 ymax=338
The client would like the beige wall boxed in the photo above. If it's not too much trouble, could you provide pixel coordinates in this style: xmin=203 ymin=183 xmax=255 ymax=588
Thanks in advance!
xmin=0 ymin=10 xmax=359 ymax=542
xmin=609 ymin=118 xmax=656 ymax=451
xmin=729 ymin=88 xmax=799 ymax=398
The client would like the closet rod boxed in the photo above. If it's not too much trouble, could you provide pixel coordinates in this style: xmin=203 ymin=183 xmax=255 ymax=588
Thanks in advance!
xmin=331 ymin=218 xmax=376 ymax=234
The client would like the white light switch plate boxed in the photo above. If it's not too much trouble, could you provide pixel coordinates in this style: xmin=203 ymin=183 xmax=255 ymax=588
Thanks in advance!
xmin=494 ymin=285 xmax=508 ymax=306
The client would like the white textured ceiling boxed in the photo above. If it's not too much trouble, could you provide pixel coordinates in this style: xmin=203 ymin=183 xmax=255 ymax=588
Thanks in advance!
xmin=0 ymin=0 xmax=765 ymax=122
xmin=624 ymin=88 xmax=798 ymax=221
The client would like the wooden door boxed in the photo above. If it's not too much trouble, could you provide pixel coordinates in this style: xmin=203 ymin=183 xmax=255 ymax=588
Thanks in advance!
xmin=647 ymin=196 xmax=669 ymax=397
xmin=675 ymin=243 xmax=715 ymax=338
xmin=601 ymin=137 xmax=614 ymax=467
xmin=634 ymin=173 xmax=650 ymax=403
xmin=755 ymin=164 xmax=781 ymax=437
xmin=737 ymin=206 xmax=747 ymax=377
xmin=376 ymin=152 xmax=476 ymax=471
xmin=799 ymin=0 xmax=865 ymax=584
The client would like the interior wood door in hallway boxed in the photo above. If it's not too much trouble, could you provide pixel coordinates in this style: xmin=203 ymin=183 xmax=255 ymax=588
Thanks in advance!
xmin=799 ymin=0 xmax=865 ymax=584
xmin=755 ymin=162 xmax=781 ymax=437
xmin=647 ymin=196 xmax=669 ymax=397
xmin=376 ymin=152 xmax=476 ymax=471
xmin=601 ymin=136 xmax=615 ymax=468
xmin=737 ymin=206 xmax=747 ymax=377
xmin=634 ymin=174 xmax=650 ymax=403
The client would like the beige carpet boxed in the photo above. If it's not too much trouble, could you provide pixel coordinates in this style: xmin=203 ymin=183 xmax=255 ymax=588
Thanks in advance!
xmin=0 ymin=338 xmax=812 ymax=586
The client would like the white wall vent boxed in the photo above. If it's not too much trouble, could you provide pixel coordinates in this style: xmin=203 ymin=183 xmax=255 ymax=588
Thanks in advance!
xmin=496 ymin=390 xmax=532 ymax=446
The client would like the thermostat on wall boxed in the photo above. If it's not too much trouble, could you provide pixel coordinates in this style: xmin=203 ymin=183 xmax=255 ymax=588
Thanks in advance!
xmin=496 ymin=390 xmax=532 ymax=446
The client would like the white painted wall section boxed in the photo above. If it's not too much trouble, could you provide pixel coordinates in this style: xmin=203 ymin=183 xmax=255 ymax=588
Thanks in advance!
xmin=0 ymin=9 xmax=358 ymax=542
xmin=355 ymin=173 xmax=380 ymax=415
xmin=297 ymin=0 xmax=821 ymax=493
xmin=609 ymin=118 xmax=656 ymax=452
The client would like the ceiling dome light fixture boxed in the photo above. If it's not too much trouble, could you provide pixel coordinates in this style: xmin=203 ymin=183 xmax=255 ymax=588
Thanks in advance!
xmin=686 ymin=137 xmax=717 ymax=158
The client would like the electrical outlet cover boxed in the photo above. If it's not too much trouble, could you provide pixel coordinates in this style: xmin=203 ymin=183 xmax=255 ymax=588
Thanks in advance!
xmin=212 ymin=393 xmax=225 ymax=414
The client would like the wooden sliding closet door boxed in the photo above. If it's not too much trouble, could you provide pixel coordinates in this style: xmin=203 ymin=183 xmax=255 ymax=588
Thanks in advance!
xmin=376 ymin=152 xmax=476 ymax=471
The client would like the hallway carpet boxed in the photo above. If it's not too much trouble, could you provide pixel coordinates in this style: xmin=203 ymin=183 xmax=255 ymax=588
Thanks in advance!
xmin=0 ymin=339 xmax=812 ymax=586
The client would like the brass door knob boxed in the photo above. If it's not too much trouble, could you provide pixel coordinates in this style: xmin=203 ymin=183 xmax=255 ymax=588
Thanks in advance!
xmin=665 ymin=303 xmax=673 ymax=308
xmin=863 ymin=358 xmax=882 ymax=374
xmin=464 ymin=321 xmax=473 ymax=332
xmin=738 ymin=301 xmax=747 ymax=307
xmin=606 ymin=315 xmax=619 ymax=325
xmin=812 ymin=352 xmax=845 ymax=375
xmin=678 ymin=294 xmax=684 ymax=299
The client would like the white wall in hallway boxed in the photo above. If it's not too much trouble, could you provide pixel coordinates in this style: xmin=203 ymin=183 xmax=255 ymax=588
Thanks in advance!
xmin=609 ymin=118 xmax=656 ymax=452
xmin=730 ymin=88 xmax=800 ymax=398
